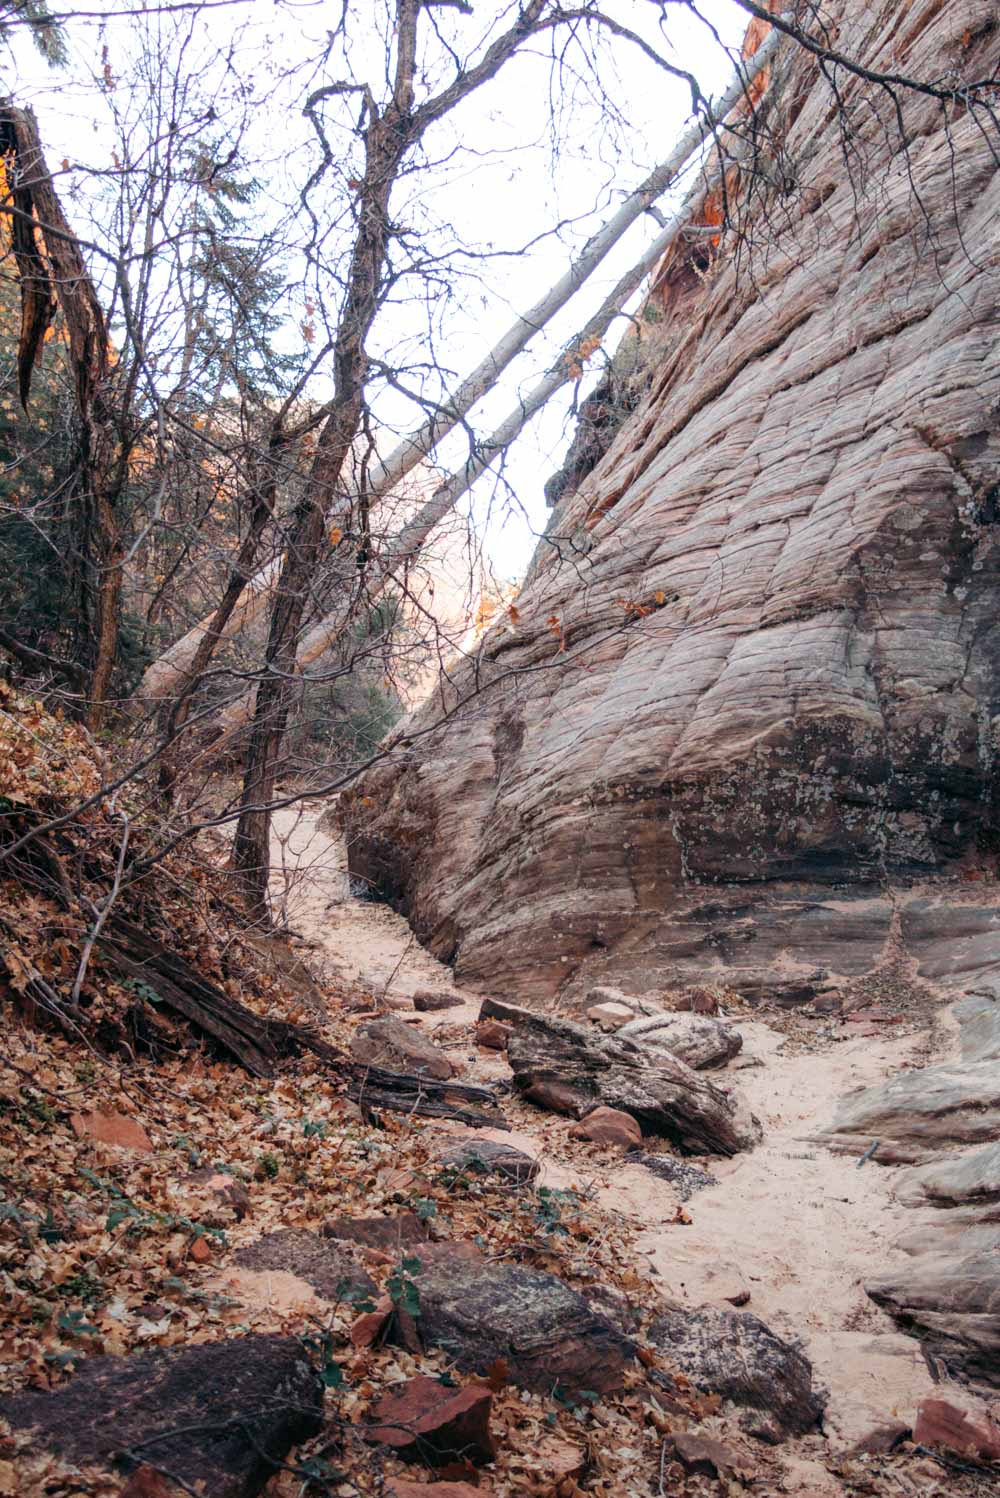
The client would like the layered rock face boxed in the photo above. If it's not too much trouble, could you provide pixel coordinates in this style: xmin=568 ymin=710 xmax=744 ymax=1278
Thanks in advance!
xmin=343 ymin=0 xmax=1000 ymax=1006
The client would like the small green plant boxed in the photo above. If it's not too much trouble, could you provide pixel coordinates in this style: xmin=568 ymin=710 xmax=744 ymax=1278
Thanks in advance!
xmin=532 ymin=1185 xmax=582 ymax=1237
xmin=123 ymin=977 xmax=163 ymax=1006
xmin=387 ymin=1256 xmax=422 ymax=1319
xmin=256 ymin=1151 xmax=280 ymax=1179
xmin=302 ymin=1119 xmax=327 ymax=1139
xmin=301 ymin=1328 xmax=345 ymax=1390
xmin=413 ymin=1197 xmax=437 ymax=1222
xmin=56 ymin=1308 xmax=99 ymax=1339
xmin=56 ymin=1271 xmax=103 ymax=1303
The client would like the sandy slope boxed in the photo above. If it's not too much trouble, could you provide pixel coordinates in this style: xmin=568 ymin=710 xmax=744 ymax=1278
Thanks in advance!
xmin=269 ymin=804 xmax=979 ymax=1483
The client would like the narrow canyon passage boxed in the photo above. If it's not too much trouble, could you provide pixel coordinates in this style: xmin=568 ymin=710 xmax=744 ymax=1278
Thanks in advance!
xmin=269 ymin=803 xmax=985 ymax=1480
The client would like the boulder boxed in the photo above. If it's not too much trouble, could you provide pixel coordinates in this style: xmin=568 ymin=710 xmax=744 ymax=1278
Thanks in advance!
xmin=570 ymin=1106 xmax=642 ymax=1149
xmin=435 ymin=1137 xmax=539 ymax=1185
xmin=506 ymin=1010 xmax=760 ymax=1155
xmin=366 ymin=1375 xmax=494 ymax=1466
xmin=413 ymin=990 xmax=465 ymax=1012
xmin=617 ymin=1012 xmax=743 ymax=1070
xmin=648 ymin=1308 xmax=825 ymax=1442
xmin=0 ymin=1335 xmax=322 ymax=1497
xmin=912 ymin=1398 xmax=1000 ymax=1464
xmin=351 ymin=1016 xmax=456 ymax=1079
xmin=394 ymin=1254 xmax=635 ymax=1394
xmin=894 ymin=1141 xmax=1000 ymax=1211
xmin=821 ymin=1060 xmax=1000 ymax=1163
xmin=865 ymin=1249 xmax=1000 ymax=1385
xmin=233 ymin=1230 xmax=377 ymax=1302
xmin=70 ymin=1110 xmax=154 ymax=1153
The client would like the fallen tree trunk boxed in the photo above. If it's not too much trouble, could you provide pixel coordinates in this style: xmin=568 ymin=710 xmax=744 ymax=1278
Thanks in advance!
xmin=134 ymin=24 xmax=784 ymax=709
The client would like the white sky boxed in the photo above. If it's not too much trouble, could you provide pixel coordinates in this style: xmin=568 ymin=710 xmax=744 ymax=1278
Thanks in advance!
xmin=6 ymin=0 xmax=748 ymax=581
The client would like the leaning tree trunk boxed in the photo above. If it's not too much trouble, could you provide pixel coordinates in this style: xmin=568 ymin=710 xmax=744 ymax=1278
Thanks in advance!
xmin=0 ymin=104 xmax=118 ymax=728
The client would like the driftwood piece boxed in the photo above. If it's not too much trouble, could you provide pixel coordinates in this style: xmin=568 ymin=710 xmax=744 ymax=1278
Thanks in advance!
xmin=349 ymin=1063 xmax=507 ymax=1129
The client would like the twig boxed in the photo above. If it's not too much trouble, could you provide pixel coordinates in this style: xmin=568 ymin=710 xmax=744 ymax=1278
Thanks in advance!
xmin=70 ymin=804 xmax=130 ymax=1004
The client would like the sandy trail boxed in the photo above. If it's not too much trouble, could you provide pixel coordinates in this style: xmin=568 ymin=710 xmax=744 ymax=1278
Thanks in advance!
xmin=270 ymin=803 xmax=950 ymax=1458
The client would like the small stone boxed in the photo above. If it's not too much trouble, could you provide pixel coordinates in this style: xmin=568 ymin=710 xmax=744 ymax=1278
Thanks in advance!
xmin=70 ymin=1111 xmax=153 ymax=1153
xmin=414 ymin=991 xmax=465 ymax=1012
xmin=188 ymin=1235 xmax=212 ymax=1264
xmin=475 ymin=1019 xmax=512 ymax=1050
xmin=383 ymin=994 xmax=414 ymax=1011
xmin=571 ymin=1106 xmax=642 ymax=1148
xmin=913 ymin=1397 xmax=1000 ymax=1463
xmin=366 ymin=1375 xmax=495 ymax=1465
xmin=188 ymin=1166 xmax=251 ymax=1221
xmin=586 ymin=1001 xmax=636 ymax=1030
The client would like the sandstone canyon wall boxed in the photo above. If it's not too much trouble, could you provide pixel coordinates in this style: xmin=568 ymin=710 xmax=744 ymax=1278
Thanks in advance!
xmin=342 ymin=0 xmax=1000 ymax=1008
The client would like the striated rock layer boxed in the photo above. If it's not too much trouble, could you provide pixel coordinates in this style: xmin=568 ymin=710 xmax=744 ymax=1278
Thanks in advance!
xmin=343 ymin=0 xmax=1000 ymax=1006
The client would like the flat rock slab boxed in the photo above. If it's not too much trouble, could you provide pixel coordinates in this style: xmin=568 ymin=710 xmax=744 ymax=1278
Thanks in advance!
xmin=506 ymin=1010 xmax=759 ymax=1155
xmin=866 ymin=1249 xmax=1000 ymax=1386
xmin=625 ymin=1151 xmax=717 ymax=1200
xmin=616 ymin=1012 xmax=743 ymax=1070
xmin=321 ymin=1212 xmax=432 ymax=1251
xmin=395 ymin=1255 xmax=635 ymax=1395
xmin=366 ymin=1375 xmax=494 ymax=1466
xmin=649 ymin=1308 xmax=825 ymax=1442
xmin=894 ymin=1141 xmax=1000 ymax=1210
xmin=821 ymin=1060 xmax=1000 ymax=1163
xmin=0 ymin=1334 xmax=322 ymax=1498
xmin=233 ymin=1229 xmax=377 ymax=1301
xmin=435 ymin=1137 xmax=538 ymax=1185
xmin=351 ymin=1016 xmax=456 ymax=1080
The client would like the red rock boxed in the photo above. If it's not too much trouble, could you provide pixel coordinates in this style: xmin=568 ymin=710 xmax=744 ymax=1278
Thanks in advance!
xmin=676 ymin=988 xmax=719 ymax=1015
xmin=571 ymin=1106 xmax=642 ymax=1148
xmin=351 ymin=1295 xmax=393 ymax=1348
xmin=475 ymin=1020 xmax=512 ymax=1050
xmin=70 ymin=1111 xmax=153 ymax=1153
xmin=913 ymin=1398 xmax=1000 ymax=1463
xmin=670 ymin=1432 xmax=752 ymax=1479
xmin=387 ymin=1481 xmax=486 ymax=1498
xmin=522 ymin=1077 xmax=587 ymax=1115
xmin=121 ymin=1466 xmax=176 ymax=1498
xmin=366 ymin=1375 xmax=494 ymax=1465
xmin=188 ymin=1235 xmax=213 ymax=1264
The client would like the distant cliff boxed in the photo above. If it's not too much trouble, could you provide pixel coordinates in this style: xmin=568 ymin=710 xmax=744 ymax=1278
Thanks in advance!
xmin=341 ymin=0 xmax=1000 ymax=1006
